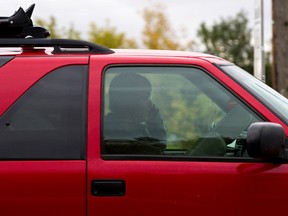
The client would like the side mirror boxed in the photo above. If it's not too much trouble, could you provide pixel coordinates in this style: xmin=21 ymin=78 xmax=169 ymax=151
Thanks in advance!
xmin=247 ymin=122 xmax=286 ymax=159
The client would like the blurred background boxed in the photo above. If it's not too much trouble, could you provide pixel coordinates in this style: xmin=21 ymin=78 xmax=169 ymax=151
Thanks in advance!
xmin=1 ymin=0 xmax=287 ymax=97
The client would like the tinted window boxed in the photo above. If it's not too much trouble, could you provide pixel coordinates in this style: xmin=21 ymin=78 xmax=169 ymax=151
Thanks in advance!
xmin=220 ymin=65 xmax=288 ymax=125
xmin=0 ymin=65 xmax=87 ymax=159
xmin=102 ymin=66 xmax=263 ymax=159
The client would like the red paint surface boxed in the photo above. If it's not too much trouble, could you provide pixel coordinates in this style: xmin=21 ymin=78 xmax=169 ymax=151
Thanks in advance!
xmin=0 ymin=161 xmax=86 ymax=215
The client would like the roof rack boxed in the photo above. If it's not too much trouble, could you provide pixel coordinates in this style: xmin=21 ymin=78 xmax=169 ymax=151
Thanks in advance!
xmin=0 ymin=38 xmax=114 ymax=54
xmin=0 ymin=4 xmax=114 ymax=54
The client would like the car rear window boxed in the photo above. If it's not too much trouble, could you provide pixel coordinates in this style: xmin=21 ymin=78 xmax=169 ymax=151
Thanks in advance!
xmin=0 ymin=65 xmax=87 ymax=159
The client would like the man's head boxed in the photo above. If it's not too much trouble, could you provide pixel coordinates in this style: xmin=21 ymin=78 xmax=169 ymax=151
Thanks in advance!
xmin=109 ymin=73 xmax=152 ymax=122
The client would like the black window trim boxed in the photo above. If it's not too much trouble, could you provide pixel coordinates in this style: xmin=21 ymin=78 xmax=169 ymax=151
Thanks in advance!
xmin=101 ymin=154 xmax=280 ymax=163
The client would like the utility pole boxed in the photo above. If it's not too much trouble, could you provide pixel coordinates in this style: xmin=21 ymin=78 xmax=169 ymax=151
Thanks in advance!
xmin=254 ymin=0 xmax=265 ymax=82
xmin=272 ymin=0 xmax=288 ymax=97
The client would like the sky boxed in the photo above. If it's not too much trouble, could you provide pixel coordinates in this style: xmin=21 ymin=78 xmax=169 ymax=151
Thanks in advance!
xmin=0 ymin=0 xmax=272 ymax=50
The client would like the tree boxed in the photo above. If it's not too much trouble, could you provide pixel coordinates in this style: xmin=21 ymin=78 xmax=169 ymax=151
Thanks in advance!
xmin=65 ymin=24 xmax=82 ymax=40
xmin=141 ymin=5 xmax=193 ymax=50
xmin=88 ymin=21 xmax=138 ymax=49
xmin=265 ymin=51 xmax=273 ymax=87
xmin=36 ymin=17 xmax=137 ymax=49
xmin=35 ymin=16 xmax=62 ymax=38
xmin=272 ymin=0 xmax=288 ymax=97
xmin=35 ymin=16 xmax=82 ymax=39
xmin=197 ymin=11 xmax=254 ymax=73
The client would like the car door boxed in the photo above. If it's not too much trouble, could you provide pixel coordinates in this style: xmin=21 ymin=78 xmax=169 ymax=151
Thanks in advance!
xmin=0 ymin=57 xmax=88 ymax=215
xmin=88 ymin=58 xmax=288 ymax=216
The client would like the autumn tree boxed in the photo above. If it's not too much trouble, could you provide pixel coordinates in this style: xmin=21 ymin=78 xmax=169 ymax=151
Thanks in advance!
xmin=88 ymin=21 xmax=138 ymax=49
xmin=141 ymin=5 xmax=193 ymax=50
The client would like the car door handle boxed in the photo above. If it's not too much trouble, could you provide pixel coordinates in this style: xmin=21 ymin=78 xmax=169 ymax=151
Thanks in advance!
xmin=91 ymin=180 xmax=125 ymax=196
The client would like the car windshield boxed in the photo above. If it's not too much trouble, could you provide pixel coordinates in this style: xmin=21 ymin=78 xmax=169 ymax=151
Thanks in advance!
xmin=219 ymin=65 xmax=288 ymax=125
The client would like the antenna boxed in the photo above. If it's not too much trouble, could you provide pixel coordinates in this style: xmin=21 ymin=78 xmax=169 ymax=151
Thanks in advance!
xmin=0 ymin=4 xmax=50 ymax=38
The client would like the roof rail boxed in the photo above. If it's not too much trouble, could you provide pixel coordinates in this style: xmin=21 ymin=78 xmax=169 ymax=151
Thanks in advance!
xmin=0 ymin=38 xmax=114 ymax=54
xmin=0 ymin=4 xmax=49 ymax=38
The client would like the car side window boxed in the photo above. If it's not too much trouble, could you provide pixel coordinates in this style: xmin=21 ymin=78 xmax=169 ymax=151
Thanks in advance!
xmin=0 ymin=65 xmax=87 ymax=159
xmin=102 ymin=66 xmax=263 ymax=158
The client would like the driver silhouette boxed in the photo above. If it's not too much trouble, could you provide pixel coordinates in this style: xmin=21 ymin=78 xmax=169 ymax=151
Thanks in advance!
xmin=104 ymin=72 xmax=166 ymax=154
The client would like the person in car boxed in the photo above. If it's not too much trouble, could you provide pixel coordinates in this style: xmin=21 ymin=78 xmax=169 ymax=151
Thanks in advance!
xmin=103 ymin=72 xmax=167 ymax=154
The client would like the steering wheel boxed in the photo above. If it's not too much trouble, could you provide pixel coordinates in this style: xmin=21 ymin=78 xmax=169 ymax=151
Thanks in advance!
xmin=186 ymin=105 xmax=253 ymax=156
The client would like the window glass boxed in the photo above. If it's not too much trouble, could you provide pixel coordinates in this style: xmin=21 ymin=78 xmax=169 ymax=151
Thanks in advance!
xmin=102 ymin=66 xmax=263 ymax=158
xmin=0 ymin=65 xmax=87 ymax=159
xmin=220 ymin=65 xmax=288 ymax=125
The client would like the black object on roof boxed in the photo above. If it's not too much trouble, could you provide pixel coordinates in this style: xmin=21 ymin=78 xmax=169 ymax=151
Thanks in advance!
xmin=0 ymin=4 xmax=114 ymax=54
xmin=0 ymin=4 xmax=50 ymax=38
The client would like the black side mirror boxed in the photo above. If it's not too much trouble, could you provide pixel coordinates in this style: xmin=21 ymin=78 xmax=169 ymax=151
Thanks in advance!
xmin=247 ymin=122 xmax=286 ymax=159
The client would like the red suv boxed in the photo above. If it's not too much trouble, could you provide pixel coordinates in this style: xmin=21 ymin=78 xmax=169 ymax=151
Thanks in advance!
xmin=0 ymin=5 xmax=287 ymax=216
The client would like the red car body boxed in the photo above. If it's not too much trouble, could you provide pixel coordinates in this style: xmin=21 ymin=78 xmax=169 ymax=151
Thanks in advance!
xmin=0 ymin=47 xmax=287 ymax=216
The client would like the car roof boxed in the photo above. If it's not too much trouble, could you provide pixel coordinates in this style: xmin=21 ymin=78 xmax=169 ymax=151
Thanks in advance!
xmin=111 ymin=49 xmax=231 ymax=64
xmin=0 ymin=47 xmax=231 ymax=64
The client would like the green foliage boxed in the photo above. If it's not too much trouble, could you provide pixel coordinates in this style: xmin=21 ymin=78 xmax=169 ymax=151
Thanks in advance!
xmin=148 ymin=75 xmax=200 ymax=142
xmin=65 ymin=24 xmax=82 ymax=40
xmin=197 ymin=11 xmax=273 ymax=85
xmin=88 ymin=21 xmax=138 ymax=49
xmin=197 ymin=11 xmax=254 ymax=73
xmin=146 ymin=73 xmax=224 ymax=149
xmin=35 ymin=16 xmax=82 ymax=39
xmin=36 ymin=17 xmax=137 ymax=48
xmin=265 ymin=51 xmax=273 ymax=87
xmin=35 ymin=16 xmax=62 ymax=38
